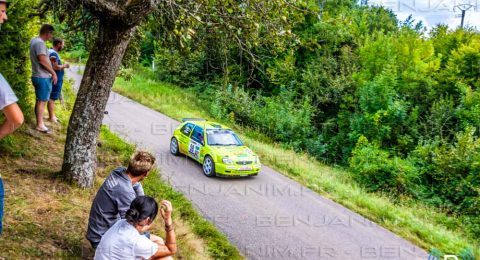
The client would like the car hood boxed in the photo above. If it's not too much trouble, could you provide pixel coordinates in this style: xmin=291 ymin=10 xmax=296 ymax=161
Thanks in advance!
xmin=211 ymin=146 xmax=257 ymax=161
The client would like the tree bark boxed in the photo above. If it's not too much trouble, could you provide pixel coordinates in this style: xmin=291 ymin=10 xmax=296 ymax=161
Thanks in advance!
xmin=62 ymin=20 xmax=136 ymax=188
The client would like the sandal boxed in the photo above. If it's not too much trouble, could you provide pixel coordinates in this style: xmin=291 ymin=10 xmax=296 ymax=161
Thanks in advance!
xmin=49 ymin=118 xmax=61 ymax=124
xmin=35 ymin=126 xmax=50 ymax=134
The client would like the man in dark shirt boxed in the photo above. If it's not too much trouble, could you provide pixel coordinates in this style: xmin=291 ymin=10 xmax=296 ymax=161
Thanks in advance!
xmin=48 ymin=38 xmax=69 ymax=123
xmin=86 ymin=151 xmax=156 ymax=249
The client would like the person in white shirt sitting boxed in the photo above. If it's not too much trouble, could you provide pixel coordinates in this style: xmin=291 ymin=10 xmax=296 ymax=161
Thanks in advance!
xmin=94 ymin=196 xmax=177 ymax=260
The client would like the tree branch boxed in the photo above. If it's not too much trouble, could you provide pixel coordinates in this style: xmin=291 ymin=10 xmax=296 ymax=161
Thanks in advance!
xmin=80 ymin=0 xmax=125 ymax=18
xmin=123 ymin=0 xmax=162 ymax=25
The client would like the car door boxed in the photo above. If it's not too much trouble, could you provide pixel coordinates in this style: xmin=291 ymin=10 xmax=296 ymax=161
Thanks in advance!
xmin=188 ymin=125 xmax=205 ymax=162
xmin=178 ymin=123 xmax=194 ymax=154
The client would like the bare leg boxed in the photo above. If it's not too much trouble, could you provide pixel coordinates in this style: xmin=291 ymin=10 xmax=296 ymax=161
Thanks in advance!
xmin=48 ymin=100 xmax=57 ymax=121
xmin=35 ymin=100 xmax=47 ymax=129
xmin=0 ymin=103 xmax=24 ymax=139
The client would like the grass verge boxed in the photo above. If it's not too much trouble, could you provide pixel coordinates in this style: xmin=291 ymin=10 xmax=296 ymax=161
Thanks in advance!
xmin=0 ymin=77 xmax=243 ymax=259
xmin=112 ymin=67 xmax=479 ymax=258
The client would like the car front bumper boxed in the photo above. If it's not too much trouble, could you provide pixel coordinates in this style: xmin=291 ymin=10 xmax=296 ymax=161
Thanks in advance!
xmin=215 ymin=163 xmax=261 ymax=177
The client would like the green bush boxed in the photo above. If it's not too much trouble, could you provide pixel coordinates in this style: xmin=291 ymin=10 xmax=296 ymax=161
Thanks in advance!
xmin=63 ymin=49 xmax=88 ymax=61
xmin=0 ymin=0 xmax=37 ymax=117
xmin=206 ymin=85 xmax=314 ymax=150
xmin=409 ymin=127 xmax=480 ymax=238
xmin=154 ymin=48 xmax=207 ymax=87
xmin=411 ymin=127 xmax=480 ymax=213
xmin=118 ymin=67 xmax=135 ymax=81
xmin=349 ymin=136 xmax=419 ymax=194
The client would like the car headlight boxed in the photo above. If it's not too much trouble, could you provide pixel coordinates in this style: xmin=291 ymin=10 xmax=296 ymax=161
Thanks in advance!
xmin=222 ymin=157 xmax=234 ymax=164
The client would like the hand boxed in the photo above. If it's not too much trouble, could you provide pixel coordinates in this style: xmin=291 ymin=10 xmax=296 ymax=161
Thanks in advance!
xmin=160 ymin=200 xmax=173 ymax=225
xmin=64 ymin=63 xmax=70 ymax=69
xmin=52 ymin=74 xmax=58 ymax=85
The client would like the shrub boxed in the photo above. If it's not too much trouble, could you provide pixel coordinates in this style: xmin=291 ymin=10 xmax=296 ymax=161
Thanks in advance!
xmin=118 ymin=67 xmax=135 ymax=81
xmin=0 ymin=0 xmax=37 ymax=117
xmin=207 ymin=85 xmax=314 ymax=150
xmin=349 ymin=136 xmax=419 ymax=194
xmin=411 ymin=127 xmax=480 ymax=214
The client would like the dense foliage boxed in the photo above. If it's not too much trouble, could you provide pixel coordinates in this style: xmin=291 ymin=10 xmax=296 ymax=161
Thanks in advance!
xmin=135 ymin=1 xmax=480 ymax=238
xmin=0 ymin=0 xmax=38 ymax=118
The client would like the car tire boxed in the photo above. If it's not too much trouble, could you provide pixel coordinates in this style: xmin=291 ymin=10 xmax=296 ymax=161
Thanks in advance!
xmin=203 ymin=155 xmax=216 ymax=177
xmin=170 ymin=137 xmax=180 ymax=156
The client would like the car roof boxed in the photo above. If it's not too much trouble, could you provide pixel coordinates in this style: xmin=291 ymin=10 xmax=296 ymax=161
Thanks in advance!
xmin=184 ymin=121 xmax=231 ymax=130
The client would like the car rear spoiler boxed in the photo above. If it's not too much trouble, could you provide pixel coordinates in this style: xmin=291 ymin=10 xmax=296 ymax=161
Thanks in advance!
xmin=182 ymin=118 xmax=207 ymax=122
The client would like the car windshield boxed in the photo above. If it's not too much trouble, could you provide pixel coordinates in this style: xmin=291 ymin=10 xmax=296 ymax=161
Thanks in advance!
xmin=207 ymin=129 xmax=243 ymax=146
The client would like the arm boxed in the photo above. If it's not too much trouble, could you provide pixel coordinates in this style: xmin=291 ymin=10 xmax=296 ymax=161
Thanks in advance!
xmin=52 ymin=62 xmax=70 ymax=71
xmin=38 ymin=55 xmax=58 ymax=85
xmin=51 ymin=59 xmax=64 ymax=71
xmin=149 ymin=229 xmax=176 ymax=259
xmin=149 ymin=200 xmax=177 ymax=259
xmin=116 ymin=191 xmax=136 ymax=219
xmin=133 ymin=182 xmax=145 ymax=196
xmin=50 ymin=55 xmax=70 ymax=71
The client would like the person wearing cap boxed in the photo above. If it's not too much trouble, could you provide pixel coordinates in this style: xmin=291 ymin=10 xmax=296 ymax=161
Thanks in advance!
xmin=0 ymin=0 xmax=25 ymax=236
xmin=29 ymin=24 xmax=57 ymax=133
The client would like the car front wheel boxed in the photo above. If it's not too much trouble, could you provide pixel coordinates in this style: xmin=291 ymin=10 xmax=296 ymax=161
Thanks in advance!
xmin=203 ymin=155 xmax=216 ymax=177
xmin=170 ymin=137 xmax=180 ymax=156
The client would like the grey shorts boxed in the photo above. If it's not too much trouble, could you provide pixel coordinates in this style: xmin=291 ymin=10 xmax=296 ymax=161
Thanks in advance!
xmin=0 ymin=73 xmax=19 ymax=110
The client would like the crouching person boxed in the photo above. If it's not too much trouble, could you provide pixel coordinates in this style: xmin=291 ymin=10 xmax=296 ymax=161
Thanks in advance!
xmin=94 ymin=196 xmax=177 ymax=260
xmin=87 ymin=151 xmax=156 ymax=249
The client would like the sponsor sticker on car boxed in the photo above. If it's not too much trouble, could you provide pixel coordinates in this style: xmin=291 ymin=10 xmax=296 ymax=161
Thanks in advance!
xmin=188 ymin=141 xmax=201 ymax=159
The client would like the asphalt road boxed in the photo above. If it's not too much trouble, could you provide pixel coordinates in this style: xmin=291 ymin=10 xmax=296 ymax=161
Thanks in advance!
xmin=68 ymin=66 xmax=428 ymax=260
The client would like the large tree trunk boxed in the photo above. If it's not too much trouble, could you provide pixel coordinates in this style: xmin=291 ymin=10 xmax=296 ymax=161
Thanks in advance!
xmin=62 ymin=21 xmax=136 ymax=188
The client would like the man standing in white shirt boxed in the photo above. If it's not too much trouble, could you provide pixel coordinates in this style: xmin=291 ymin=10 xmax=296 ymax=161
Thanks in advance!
xmin=0 ymin=0 xmax=25 ymax=237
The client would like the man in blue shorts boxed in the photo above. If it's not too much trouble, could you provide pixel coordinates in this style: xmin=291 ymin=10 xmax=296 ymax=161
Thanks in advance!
xmin=48 ymin=38 xmax=69 ymax=123
xmin=30 ymin=24 xmax=57 ymax=133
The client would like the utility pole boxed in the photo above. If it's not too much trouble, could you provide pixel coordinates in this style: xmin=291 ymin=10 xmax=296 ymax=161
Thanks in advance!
xmin=317 ymin=0 xmax=326 ymax=20
xmin=152 ymin=56 xmax=155 ymax=71
xmin=454 ymin=2 xmax=474 ymax=29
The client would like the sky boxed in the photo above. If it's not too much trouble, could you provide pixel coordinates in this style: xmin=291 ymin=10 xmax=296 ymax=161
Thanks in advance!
xmin=367 ymin=0 xmax=480 ymax=29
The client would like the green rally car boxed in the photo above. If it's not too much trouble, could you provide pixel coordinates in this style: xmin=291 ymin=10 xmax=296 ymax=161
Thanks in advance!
xmin=170 ymin=118 xmax=261 ymax=177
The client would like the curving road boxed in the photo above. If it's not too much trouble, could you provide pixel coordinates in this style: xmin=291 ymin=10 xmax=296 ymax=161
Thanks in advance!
xmin=68 ymin=66 xmax=428 ymax=260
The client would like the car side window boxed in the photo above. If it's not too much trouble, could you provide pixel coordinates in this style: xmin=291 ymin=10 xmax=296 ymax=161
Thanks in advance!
xmin=181 ymin=123 xmax=194 ymax=137
xmin=191 ymin=126 xmax=205 ymax=145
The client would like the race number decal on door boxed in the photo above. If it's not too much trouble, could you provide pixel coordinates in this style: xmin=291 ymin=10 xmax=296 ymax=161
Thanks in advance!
xmin=188 ymin=141 xmax=201 ymax=159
